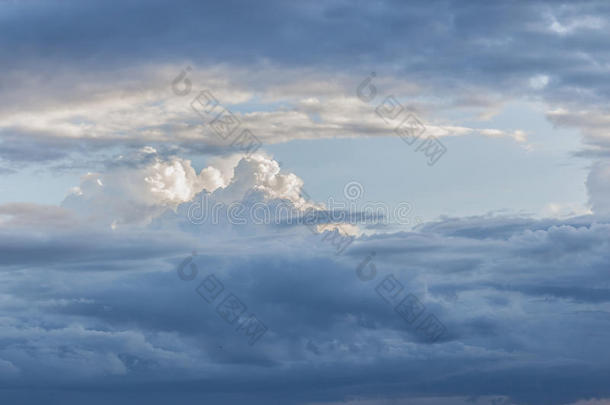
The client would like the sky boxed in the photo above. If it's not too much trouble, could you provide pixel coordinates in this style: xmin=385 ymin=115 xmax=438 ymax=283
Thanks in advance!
xmin=1 ymin=1 xmax=610 ymax=404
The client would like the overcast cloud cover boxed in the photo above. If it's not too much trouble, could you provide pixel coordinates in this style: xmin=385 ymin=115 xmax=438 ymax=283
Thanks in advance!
xmin=1 ymin=1 xmax=610 ymax=404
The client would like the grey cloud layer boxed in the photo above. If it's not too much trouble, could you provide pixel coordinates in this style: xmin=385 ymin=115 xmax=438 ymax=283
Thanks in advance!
xmin=1 ymin=207 xmax=610 ymax=404
xmin=3 ymin=0 xmax=610 ymax=100
xmin=3 ymin=0 xmax=610 ymax=165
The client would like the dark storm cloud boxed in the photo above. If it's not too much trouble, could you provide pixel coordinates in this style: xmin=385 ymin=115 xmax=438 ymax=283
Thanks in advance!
xmin=2 ymin=214 xmax=610 ymax=404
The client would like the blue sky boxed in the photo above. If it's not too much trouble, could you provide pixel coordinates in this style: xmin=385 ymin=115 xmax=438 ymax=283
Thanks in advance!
xmin=1 ymin=1 xmax=610 ymax=404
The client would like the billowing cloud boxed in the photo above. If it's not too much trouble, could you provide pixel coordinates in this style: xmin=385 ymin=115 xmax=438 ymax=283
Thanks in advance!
xmin=60 ymin=150 xmax=331 ymax=228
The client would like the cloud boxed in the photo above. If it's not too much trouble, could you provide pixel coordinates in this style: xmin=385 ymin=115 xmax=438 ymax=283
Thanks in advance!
xmin=2 ymin=0 xmax=610 ymax=115
xmin=3 ymin=182 xmax=610 ymax=404
xmin=60 ymin=150 xmax=360 ymax=232
xmin=546 ymin=109 xmax=610 ymax=215
xmin=0 ymin=63 xmax=529 ymax=168
xmin=586 ymin=160 xmax=610 ymax=216
xmin=61 ymin=148 xmax=232 ymax=226
xmin=0 ymin=202 xmax=76 ymax=228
